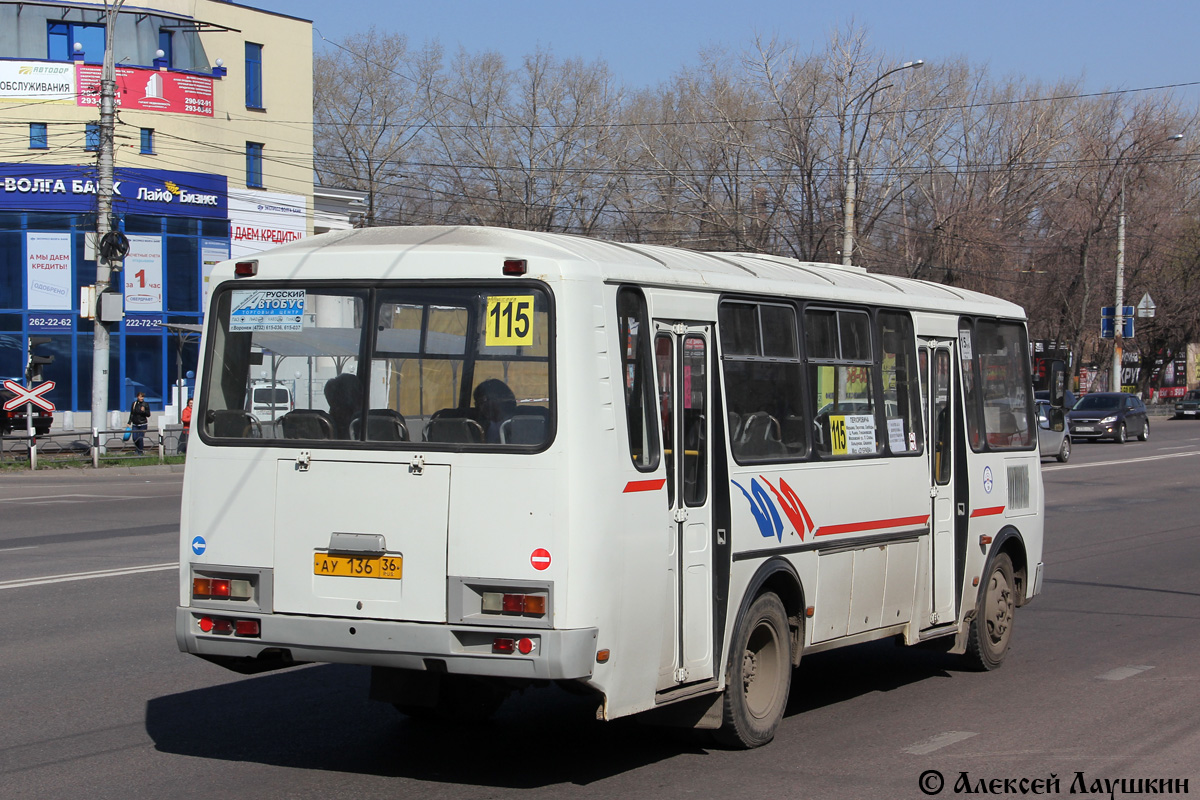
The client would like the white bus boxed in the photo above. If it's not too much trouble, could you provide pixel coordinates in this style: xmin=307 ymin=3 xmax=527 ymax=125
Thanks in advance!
xmin=177 ymin=226 xmax=1051 ymax=748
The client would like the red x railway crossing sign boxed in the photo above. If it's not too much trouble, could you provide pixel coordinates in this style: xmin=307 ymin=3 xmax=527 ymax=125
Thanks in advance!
xmin=3 ymin=379 xmax=56 ymax=413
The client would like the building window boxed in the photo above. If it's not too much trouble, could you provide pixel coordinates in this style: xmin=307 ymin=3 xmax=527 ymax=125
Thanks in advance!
xmin=140 ymin=128 xmax=155 ymax=155
xmin=30 ymin=123 xmax=48 ymax=150
xmin=85 ymin=123 xmax=100 ymax=152
xmin=246 ymin=142 xmax=264 ymax=188
xmin=47 ymin=21 xmax=105 ymax=63
xmin=158 ymin=29 xmax=174 ymax=67
xmin=245 ymin=42 xmax=264 ymax=109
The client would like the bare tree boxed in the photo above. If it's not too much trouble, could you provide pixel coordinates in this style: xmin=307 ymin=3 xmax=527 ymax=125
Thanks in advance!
xmin=313 ymin=28 xmax=439 ymax=226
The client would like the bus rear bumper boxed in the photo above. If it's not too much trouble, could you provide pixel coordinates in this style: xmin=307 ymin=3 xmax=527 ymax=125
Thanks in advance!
xmin=176 ymin=607 xmax=598 ymax=680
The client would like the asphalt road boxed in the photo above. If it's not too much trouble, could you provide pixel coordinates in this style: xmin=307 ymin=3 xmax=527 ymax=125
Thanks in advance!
xmin=2 ymin=422 xmax=1200 ymax=799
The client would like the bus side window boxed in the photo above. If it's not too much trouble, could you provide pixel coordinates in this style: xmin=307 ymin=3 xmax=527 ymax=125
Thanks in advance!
xmin=617 ymin=288 xmax=660 ymax=471
xmin=719 ymin=301 xmax=804 ymax=463
xmin=878 ymin=311 xmax=922 ymax=455
xmin=806 ymin=308 xmax=879 ymax=458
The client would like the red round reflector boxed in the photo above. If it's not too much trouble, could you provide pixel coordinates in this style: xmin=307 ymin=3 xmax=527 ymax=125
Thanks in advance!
xmin=198 ymin=616 xmax=213 ymax=633
xmin=517 ymin=638 xmax=534 ymax=655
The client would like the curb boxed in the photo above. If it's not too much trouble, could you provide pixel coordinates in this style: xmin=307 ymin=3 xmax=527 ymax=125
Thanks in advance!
xmin=0 ymin=462 xmax=185 ymax=477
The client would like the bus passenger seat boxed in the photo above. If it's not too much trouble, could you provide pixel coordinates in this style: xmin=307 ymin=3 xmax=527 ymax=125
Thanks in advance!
xmin=727 ymin=411 xmax=743 ymax=441
xmin=424 ymin=416 xmax=484 ymax=443
xmin=738 ymin=412 xmax=786 ymax=458
xmin=280 ymin=409 xmax=334 ymax=440
xmin=780 ymin=415 xmax=806 ymax=451
xmin=352 ymin=409 xmax=408 ymax=441
xmin=499 ymin=414 xmax=547 ymax=445
xmin=208 ymin=409 xmax=261 ymax=438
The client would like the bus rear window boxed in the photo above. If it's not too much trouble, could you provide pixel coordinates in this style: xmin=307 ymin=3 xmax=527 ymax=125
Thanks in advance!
xmin=201 ymin=284 xmax=553 ymax=448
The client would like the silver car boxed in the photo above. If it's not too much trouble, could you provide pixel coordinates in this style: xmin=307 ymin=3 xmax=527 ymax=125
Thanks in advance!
xmin=1036 ymin=400 xmax=1070 ymax=462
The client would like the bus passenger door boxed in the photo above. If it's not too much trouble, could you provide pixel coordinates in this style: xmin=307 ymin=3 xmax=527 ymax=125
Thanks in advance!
xmin=922 ymin=341 xmax=958 ymax=627
xmin=655 ymin=323 xmax=715 ymax=688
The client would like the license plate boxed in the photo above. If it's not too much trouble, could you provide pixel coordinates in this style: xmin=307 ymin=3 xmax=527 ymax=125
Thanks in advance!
xmin=1186 ymin=410 xmax=1197 ymax=416
xmin=1074 ymin=426 xmax=1095 ymax=433
xmin=313 ymin=553 xmax=402 ymax=579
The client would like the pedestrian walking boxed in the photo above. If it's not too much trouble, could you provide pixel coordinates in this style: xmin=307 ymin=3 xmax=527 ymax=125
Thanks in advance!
xmin=180 ymin=398 xmax=193 ymax=454
xmin=129 ymin=391 xmax=150 ymax=456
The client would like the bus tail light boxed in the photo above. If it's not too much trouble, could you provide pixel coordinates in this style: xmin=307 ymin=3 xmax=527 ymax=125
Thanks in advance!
xmin=482 ymin=592 xmax=547 ymax=617
xmin=234 ymin=260 xmax=258 ymax=277
xmin=234 ymin=619 xmax=260 ymax=637
xmin=193 ymin=575 xmax=253 ymax=600
xmin=492 ymin=637 xmax=535 ymax=654
xmin=503 ymin=259 xmax=527 ymax=276
xmin=197 ymin=615 xmax=260 ymax=638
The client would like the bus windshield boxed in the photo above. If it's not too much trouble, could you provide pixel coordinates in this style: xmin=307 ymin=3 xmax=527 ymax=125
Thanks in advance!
xmin=200 ymin=284 xmax=553 ymax=447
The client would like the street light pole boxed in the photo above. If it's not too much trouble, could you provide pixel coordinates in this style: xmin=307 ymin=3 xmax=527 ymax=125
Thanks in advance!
xmin=1110 ymin=132 xmax=1183 ymax=392
xmin=841 ymin=59 xmax=924 ymax=266
xmin=91 ymin=0 xmax=124 ymax=445
xmin=1112 ymin=178 xmax=1127 ymax=392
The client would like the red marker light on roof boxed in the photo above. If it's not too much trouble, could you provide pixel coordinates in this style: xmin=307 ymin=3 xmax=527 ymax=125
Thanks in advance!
xmin=234 ymin=260 xmax=258 ymax=277
xmin=502 ymin=259 xmax=527 ymax=276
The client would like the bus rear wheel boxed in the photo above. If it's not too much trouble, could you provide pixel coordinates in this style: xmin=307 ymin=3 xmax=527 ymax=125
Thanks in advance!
xmin=965 ymin=553 xmax=1015 ymax=671
xmin=714 ymin=592 xmax=791 ymax=748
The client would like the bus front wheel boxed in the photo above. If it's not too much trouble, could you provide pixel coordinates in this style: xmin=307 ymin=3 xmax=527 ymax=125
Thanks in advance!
xmin=965 ymin=553 xmax=1015 ymax=671
xmin=714 ymin=592 xmax=791 ymax=748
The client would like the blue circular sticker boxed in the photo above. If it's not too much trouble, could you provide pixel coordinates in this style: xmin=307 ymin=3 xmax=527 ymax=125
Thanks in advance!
xmin=191 ymin=536 xmax=207 ymax=556
xmin=983 ymin=466 xmax=994 ymax=494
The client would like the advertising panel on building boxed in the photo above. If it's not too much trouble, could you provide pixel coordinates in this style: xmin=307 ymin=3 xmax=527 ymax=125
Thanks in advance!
xmin=0 ymin=163 xmax=228 ymax=416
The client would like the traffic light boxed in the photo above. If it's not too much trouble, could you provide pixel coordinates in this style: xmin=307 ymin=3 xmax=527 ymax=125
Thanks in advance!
xmin=26 ymin=336 xmax=55 ymax=383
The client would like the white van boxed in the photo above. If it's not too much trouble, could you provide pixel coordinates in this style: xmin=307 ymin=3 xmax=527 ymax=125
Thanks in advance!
xmin=249 ymin=382 xmax=292 ymax=418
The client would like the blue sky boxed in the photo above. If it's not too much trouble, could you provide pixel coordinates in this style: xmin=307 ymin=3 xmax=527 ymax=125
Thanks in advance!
xmin=254 ymin=0 xmax=1199 ymax=101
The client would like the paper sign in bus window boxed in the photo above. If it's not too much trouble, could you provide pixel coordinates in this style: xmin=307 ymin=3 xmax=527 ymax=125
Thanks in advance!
xmin=485 ymin=295 xmax=534 ymax=347
xmin=230 ymin=289 xmax=306 ymax=331
xmin=887 ymin=417 xmax=908 ymax=452
xmin=830 ymin=414 xmax=876 ymax=456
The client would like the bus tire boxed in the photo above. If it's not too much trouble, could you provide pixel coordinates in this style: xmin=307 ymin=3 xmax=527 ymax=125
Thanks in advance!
xmin=714 ymin=592 xmax=791 ymax=749
xmin=964 ymin=553 xmax=1015 ymax=671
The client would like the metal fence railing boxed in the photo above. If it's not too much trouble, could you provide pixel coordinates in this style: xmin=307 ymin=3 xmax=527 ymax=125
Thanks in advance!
xmin=0 ymin=420 xmax=188 ymax=470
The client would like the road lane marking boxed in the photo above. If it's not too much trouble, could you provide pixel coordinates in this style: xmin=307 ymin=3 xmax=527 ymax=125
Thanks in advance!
xmin=1097 ymin=665 xmax=1154 ymax=681
xmin=1043 ymin=451 xmax=1200 ymax=472
xmin=904 ymin=731 xmax=978 ymax=754
xmin=0 ymin=493 xmax=137 ymax=504
xmin=0 ymin=562 xmax=177 ymax=590
xmin=0 ymin=546 xmax=38 ymax=553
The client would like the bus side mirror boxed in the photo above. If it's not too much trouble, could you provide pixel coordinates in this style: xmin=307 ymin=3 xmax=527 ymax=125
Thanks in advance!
xmin=1049 ymin=360 xmax=1067 ymax=408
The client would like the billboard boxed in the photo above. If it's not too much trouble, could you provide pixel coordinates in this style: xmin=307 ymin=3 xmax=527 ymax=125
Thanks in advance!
xmin=76 ymin=64 xmax=214 ymax=116
xmin=0 ymin=164 xmax=226 ymax=218
xmin=26 ymin=232 xmax=73 ymax=310
xmin=228 ymin=189 xmax=307 ymax=258
xmin=0 ymin=61 xmax=76 ymax=103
